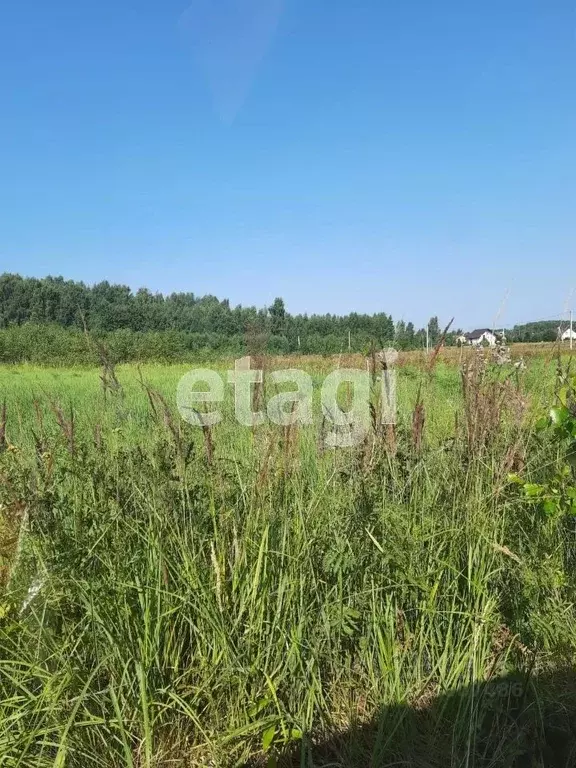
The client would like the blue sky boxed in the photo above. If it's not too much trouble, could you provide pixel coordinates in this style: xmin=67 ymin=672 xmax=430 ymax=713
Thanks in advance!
xmin=1 ymin=0 xmax=575 ymax=329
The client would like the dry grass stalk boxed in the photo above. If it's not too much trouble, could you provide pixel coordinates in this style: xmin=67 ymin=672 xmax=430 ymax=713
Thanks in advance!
xmin=81 ymin=311 xmax=123 ymax=399
xmin=137 ymin=367 xmax=159 ymax=422
xmin=460 ymin=349 xmax=527 ymax=459
xmin=385 ymin=422 xmax=397 ymax=457
xmin=244 ymin=323 xmax=268 ymax=420
xmin=317 ymin=413 xmax=328 ymax=455
xmin=412 ymin=394 xmax=426 ymax=454
xmin=98 ymin=341 xmax=123 ymax=399
xmin=137 ymin=371 xmax=201 ymax=466
xmin=49 ymin=400 xmax=75 ymax=456
xmin=153 ymin=390 xmax=182 ymax=452
xmin=93 ymin=422 xmax=103 ymax=451
xmin=31 ymin=399 xmax=48 ymax=463
xmin=0 ymin=400 xmax=6 ymax=453
xmin=366 ymin=350 xmax=397 ymax=457
xmin=280 ymin=399 xmax=299 ymax=476
xmin=396 ymin=320 xmax=451 ymax=454
xmin=369 ymin=343 xmax=378 ymax=387
xmin=0 ymin=457 xmax=27 ymax=590
xmin=369 ymin=402 xmax=379 ymax=439
xmin=460 ymin=352 xmax=494 ymax=456
xmin=202 ymin=422 xmax=214 ymax=466
xmin=251 ymin=354 xmax=266 ymax=418
xmin=257 ymin=432 xmax=276 ymax=487
xmin=33 ymin=399 xmax=44 ymax=433
xmin=427 ymin=317 xmax=454 ymax=374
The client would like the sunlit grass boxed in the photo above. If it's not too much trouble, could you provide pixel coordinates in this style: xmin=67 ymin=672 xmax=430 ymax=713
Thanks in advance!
xmin=0 ymin=351 xmax=575 ymax=766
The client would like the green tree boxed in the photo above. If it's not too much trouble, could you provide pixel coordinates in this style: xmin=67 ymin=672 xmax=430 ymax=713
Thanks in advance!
xmin=428 ymin=316 xmax=440 ymax=345
xmin=269 ymin=297 xmax=286 ymax=336
xmin=405 ymin=322 xmax=415 ymax=349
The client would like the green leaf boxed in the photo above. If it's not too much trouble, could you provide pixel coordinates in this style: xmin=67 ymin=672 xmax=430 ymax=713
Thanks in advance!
xmin=535 ymin=417 xmax=549 ymax=432
xmin=524 ymin=483 xmax=544 ymax=498
xmin=262 ymin=726 xmax=276 ymax=752
xmin=248 ymin=698 xmax=271 ymax=718
xmin=507 ymin=473 xmax=524 ymax=485
xmin=542 ymin=499 xmax=559 ymax=517
xmin=550 ymin=406 xmax=570 ymax=426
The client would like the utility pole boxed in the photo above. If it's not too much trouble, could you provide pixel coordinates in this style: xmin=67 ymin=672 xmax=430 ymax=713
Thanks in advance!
xmin=571 ymin=310 xmax=574 ymax=351
xmin=425 ymin=324 xmax=429 ymax=354
xmin=348 ymin=329 xmax=351 ymax=352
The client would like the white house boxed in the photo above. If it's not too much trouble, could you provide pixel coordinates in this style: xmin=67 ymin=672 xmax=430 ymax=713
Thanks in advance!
xmin=561 ymin=328 xmax=576 ymax=342
xmin=464 ymin=328 xmax=499 ymax=347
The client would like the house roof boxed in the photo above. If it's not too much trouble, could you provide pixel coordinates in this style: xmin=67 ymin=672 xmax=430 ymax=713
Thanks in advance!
xmin=464 ymin=328 xmax=494 ymax=340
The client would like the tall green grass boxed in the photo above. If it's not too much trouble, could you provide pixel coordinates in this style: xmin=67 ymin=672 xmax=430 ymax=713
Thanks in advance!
xmin=0 ymin=354 xmax=575 ymax=766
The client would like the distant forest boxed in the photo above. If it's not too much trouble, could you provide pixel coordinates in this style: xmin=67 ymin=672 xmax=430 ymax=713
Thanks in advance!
xmin=0 ymin=273 xmax=568 ymax=364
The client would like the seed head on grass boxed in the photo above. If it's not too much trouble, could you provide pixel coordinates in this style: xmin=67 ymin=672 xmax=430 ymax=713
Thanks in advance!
xmin=49 ymin=399 xmax=75 ymax=456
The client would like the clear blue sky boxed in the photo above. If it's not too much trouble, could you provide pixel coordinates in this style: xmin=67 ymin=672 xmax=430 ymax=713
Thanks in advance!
xmin=1 ymin=0 xmax=575 ymax=329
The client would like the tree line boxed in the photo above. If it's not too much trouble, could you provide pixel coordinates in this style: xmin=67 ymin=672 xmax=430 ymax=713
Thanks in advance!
xmin=0 ymin=273 xmax=448 ymax=361
xmin=0 ymin=273 xmax=564 ymax=364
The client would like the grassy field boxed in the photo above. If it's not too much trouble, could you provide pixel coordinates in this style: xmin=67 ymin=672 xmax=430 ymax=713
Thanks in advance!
xmin=1 ymin=347 xmax=576 ymax=766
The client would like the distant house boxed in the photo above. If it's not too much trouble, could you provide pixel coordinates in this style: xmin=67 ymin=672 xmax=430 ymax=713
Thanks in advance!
xmin=464 ymin=328 xmax=499 ymax=347
xmin=561 ymin=328 xmax=576 ymax=342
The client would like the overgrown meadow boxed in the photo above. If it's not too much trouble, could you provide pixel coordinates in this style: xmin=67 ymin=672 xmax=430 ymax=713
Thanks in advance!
xmin=1 ymin=348 xmax=576 ymax=767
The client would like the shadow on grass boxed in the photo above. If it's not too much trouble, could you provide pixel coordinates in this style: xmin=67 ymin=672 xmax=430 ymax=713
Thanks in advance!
xmin=244 ymin=669 xmax=576 ymax=767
